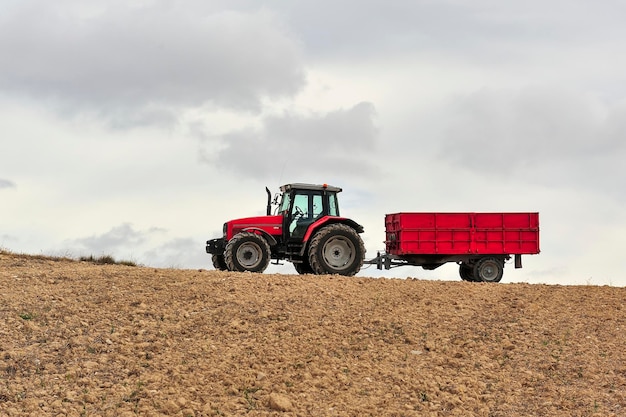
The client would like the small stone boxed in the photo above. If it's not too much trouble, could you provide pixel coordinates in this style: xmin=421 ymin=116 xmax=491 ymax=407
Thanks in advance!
xmin=268 ymin=393 xmax=293 ymax=411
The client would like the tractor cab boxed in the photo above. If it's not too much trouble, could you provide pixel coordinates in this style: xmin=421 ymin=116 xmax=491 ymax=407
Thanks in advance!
xmin=275 ymin=183 xmax=342 ymax=241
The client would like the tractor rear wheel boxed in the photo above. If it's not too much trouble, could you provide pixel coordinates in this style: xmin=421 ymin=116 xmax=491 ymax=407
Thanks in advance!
xmin=212 ymin=254 xmax=228 ymax=271
xmin=224 ymin=232 xmax=271 ymax=273
xmin=308 ymin=224 xmax=365 ymax=276
xmin=473 ymin=257 xmax=504 ymax=282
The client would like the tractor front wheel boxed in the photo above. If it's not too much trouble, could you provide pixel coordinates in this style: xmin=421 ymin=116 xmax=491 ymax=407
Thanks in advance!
xmin=224 ymin=232 xmax=271 ymax=273
xmin=212 ymin=254 xmax=228 ymax=271
xmin=308 ymin=224 xmax=365 ymax=276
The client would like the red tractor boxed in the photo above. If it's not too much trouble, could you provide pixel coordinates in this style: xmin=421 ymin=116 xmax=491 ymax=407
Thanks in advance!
xmin=206 ymin=183 xmax=366 ymax=276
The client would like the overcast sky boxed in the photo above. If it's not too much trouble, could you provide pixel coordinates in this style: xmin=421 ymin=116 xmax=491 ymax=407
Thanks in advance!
xmin=2 ymin=0 xmax=625 ymax=285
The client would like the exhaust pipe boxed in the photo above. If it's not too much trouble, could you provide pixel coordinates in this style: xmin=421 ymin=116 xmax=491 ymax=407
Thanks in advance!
xmin=266 ymin=187 xmax=272 ymax=215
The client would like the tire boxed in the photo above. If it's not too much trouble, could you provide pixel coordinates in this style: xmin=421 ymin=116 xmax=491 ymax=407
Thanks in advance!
xmin=212 ymin=254 xmax=228 ymax=271
xmin=293 ymin=258 xmax=314 ymax=275
xmin=224 ymin=232 xmax=271 ymax=273
xmin=459 ymin=263 xmax=475 ymax=281
xmin=473 ymin=257 xmax=504 ymax=283
xmin=308 ymin=224 xmax=365 ymax=276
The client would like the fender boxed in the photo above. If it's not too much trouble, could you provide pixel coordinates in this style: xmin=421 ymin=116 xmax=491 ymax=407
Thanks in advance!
xmin=299 ymin=216 xmax=364 ymax=255
xmin=241 ymin=227 xmax=278 ymax=247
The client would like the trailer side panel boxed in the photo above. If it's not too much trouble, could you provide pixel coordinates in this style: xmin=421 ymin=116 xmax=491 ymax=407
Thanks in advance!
xmin=385 ymin=212 xmax=539 ymax=256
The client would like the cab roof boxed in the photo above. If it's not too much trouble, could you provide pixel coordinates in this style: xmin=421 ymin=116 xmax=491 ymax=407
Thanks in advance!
xmin=280 ymin=183 xmax=342 ymax=193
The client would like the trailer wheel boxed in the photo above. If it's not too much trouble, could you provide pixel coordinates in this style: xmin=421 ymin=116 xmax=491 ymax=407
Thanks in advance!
xmin=224 ymin=232 xmax=271 ymax=273
xmin=459 ymin=263 xmax=476 ymax=282
xmin=308 ymin=224 xmax=365 ymax=276
xmin=473 ymin=257 xmax=504 ymax=283
xmin=212 ymin=254 xmax=228 ymax=271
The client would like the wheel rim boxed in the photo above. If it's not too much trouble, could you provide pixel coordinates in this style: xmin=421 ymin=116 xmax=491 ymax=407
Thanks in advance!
xmin=322 ymin=236 xmax=355 ymax=271
xmin=478 ymin=261 xmax=499 ymax=281
xmin=237 ymin=242 xmax=263 ymax=269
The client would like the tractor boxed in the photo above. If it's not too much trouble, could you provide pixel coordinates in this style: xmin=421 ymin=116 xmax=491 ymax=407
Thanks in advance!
xmin=206 ymin=183 xmax=366 ymax=276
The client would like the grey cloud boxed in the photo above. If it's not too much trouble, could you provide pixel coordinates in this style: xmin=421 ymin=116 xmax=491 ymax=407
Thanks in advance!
xmin=69 ymin=223 xmax=164 ymax=255
xmin=105 ymin=105 xmax=180 ymax=131
xmin=64 ymin=224 xmax=207 ymax=268
xmin=0 ymin=179 xmax=15 ymax=189
xmin=204 ymin=102 xmax=379 ymax=178
xmin=437 ymin=87 xmax=626 ymax=195
xmin=1 ymin=234 xmax=18 ymax=244
xmin=0 ymin=1 xmax=305 ymax=126
xmin=143 ymin=237 xmax=207 ymax=269
xmin=269 ymin=1 xmax=624 ymax=61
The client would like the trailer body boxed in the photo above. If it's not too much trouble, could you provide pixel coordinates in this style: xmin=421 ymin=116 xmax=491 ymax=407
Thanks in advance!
xmin=386 ymin=212 xmax=539 ymax=255
xmin=375 ymin=212 xmax=539 ymax=282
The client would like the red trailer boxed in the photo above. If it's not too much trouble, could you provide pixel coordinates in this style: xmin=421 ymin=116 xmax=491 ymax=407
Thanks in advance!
xmin=370 ymin=212 xmax=540 ymax=282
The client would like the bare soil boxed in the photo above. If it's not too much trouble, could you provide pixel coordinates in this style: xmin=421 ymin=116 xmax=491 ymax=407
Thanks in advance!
xmin=1 ymin=252 xmax=625 ymax=416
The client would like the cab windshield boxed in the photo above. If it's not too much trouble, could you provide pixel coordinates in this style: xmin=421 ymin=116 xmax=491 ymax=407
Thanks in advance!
xmin=278 ymin=192 xmax=291 ymax=214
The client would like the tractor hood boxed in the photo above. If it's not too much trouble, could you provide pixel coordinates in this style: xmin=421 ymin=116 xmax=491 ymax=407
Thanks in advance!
xmin=224 ymin=215 xmax=283 ymax=240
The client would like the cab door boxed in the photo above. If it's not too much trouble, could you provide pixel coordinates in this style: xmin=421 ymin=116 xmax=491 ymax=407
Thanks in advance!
xmin=289 ymin=191 xmax=324 ymax=240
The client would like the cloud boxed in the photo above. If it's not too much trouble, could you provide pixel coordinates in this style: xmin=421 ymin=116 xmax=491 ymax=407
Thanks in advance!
xmin=68 ymin=223 xmax=164 ymax=256
xmin=436 ymin=86 xmax=626 ymax=196
xmin=143 ymin=237 xmax=206 ymax=269
xmin=60 ymin=223 xmax=208 ymax=268
xmin=0 ymin=234 xmax=18 ymax=245
xmin=273 ymin=1 xmax=620 ymax=61
xmin=0 ymin=179 xmax=16 ymax=189
xmin=202 ymin=102 xmax=380 ymax=179
xmin=0 ymin=1 xmax=305 ymax=127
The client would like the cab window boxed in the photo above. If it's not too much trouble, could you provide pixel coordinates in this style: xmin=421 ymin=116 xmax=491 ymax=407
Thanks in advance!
xmin=312 ymin=194 xmax=323 ymax=218
xmin=329 ymin=193 xmax=339 ymax=216
xmin=279 ymin=193 xmax=291 ymax=214
xmin=290 ymin=194 xmax=309 ymax=233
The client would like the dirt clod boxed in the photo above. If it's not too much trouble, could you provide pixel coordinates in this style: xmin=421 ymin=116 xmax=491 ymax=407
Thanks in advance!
xmin=268 ymin=392 xmax=293 ymax=411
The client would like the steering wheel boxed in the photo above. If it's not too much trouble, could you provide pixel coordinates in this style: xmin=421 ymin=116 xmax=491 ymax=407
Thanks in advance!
xmin=295 ymin=206 xmax=304 ymax=217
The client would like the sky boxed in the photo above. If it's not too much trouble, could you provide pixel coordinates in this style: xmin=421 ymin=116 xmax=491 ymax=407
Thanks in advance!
xmin=1 ymin=0 xmax=625 ymax=286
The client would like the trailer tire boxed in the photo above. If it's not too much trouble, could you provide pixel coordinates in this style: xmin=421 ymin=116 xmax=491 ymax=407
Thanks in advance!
xmin=459 ymin=263 xmax=476 ymax=282
xmin=224 ymin=232 xmax=271 ymax=273
xmin=308 ymin=224 xmax=365 ymax=276
xmin=212 ymin=254 xmax=228 ymax=271
xmin=473 ymin=257 xmax=504 ymax=283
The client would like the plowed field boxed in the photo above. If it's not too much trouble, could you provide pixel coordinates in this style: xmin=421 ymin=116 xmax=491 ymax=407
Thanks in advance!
xmin=1 ymin=252 xmax=625 ymax=416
